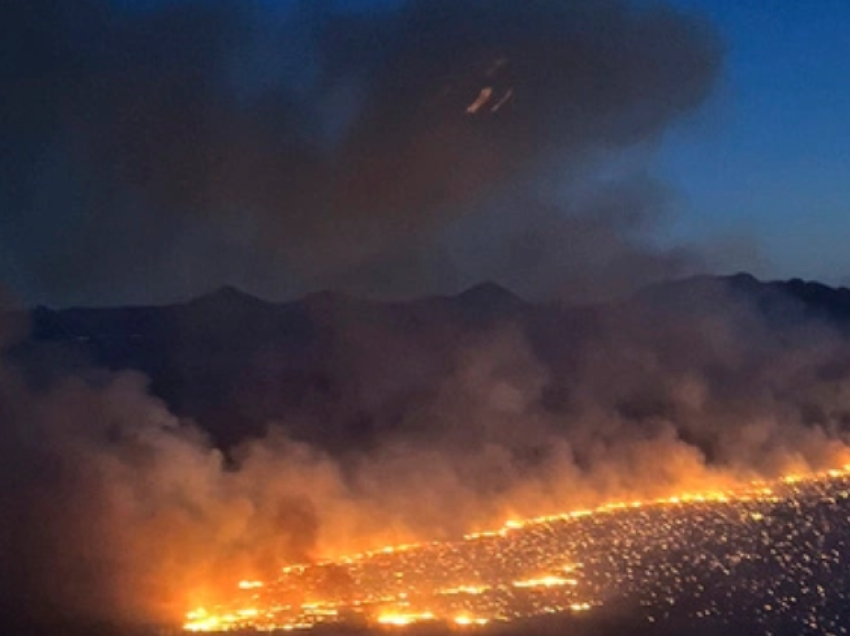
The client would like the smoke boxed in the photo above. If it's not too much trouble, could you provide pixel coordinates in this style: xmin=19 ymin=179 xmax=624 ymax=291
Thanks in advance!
xmin=3 ymin=280 xmax=850 ymax=627
xmin=1 ymin=0 xmax=720 ymax=305
xmin=5 ymin=0 xmax=848 ymax=630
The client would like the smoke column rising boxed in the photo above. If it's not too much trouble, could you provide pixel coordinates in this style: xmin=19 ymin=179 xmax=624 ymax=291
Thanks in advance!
xmin=2 ymin=0 xmax=720 ymax=304
xmin=4 ymin=0 xmax=848 ymax=631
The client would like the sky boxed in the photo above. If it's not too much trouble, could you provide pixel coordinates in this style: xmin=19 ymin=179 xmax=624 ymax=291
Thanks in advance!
xmin=5 ymin=2 xmax=850 ymax=627
xmin=2 ymin=0 xmax=849 ymax=306
xmin=658 ymin=0 xmax=850 ymax=285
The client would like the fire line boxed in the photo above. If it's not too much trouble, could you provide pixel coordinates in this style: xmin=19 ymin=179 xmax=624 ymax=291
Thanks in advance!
xmin=185 ymin=465 xmax=850 ymax=633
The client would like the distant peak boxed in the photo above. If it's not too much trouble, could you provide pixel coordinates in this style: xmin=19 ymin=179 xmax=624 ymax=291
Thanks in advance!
xmin=456 ymin=281 xmax=522 ymax=305
xmin=725 ymin=271 xmax=760 ymax=289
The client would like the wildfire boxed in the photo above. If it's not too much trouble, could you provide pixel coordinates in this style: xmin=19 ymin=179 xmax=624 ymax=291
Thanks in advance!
xmin=511 ymin=575 xmax=578 ymax=588
xmin=237 ymin=581 xmax=264 ymax=590
xmin=184 ymin=464 xmax=850 ymax=633
xmin=378 ymin=612 xmax=435 ymax=626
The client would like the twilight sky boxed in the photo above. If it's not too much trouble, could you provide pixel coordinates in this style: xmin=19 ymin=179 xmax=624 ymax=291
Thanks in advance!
xmin=1 ymin=0 xmax=848 ymax=307
xmin=659 ymin=0 xmax=850 ymax=285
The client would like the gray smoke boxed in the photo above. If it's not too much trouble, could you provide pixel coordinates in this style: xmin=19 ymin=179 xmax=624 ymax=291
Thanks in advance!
xmin=1 ymin=0 xmax=720 ymax=305
xmin=10 ymin=1 xmax=841 ymax=631
xmin=2 ymin=279 xmax=850 ymax=626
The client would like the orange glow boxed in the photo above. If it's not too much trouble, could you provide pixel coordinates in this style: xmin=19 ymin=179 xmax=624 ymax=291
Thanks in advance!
xmin=181 ymin=464 xmax=850 ymax=632
xmin=378 ymin=611 xmax=435 ymax=626
xmin=454 ymin=615 xmax=489 ymax=626
xmin=237 ymin=580 xmax=263 ymax=590
xmin=512 ymin=575 xmax=578 ymax=588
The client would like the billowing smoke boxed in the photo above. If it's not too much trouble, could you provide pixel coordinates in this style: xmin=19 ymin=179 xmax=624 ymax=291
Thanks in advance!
xmin=5 ymin=0 xmax=847 ymax=631
xmin=2 ymin=278 xmax=850 ymax=627
xmin=2 ymin=0 xmax=720 ymax=305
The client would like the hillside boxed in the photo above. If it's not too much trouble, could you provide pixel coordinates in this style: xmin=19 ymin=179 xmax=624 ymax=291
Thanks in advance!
xmin=7 ymin=274 xmax=850 ymax=453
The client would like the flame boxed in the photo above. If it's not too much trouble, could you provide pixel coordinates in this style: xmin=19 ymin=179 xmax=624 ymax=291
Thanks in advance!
xmin=512 ymin=575 xmax=578 ymax=588
xmin=454 ymin=615 xmax=489 ymax=626
xmin=378 ymin=611 xmax=435 ymax=626
xmin=237 ymin=580 xmax=264 ymax=590
xmin=181 ymin=464 xmax=850 ymax=632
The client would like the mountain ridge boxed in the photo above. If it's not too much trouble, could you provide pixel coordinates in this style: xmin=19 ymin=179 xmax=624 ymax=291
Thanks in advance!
xmin=8 ymin=272 xmax=850 ymax=451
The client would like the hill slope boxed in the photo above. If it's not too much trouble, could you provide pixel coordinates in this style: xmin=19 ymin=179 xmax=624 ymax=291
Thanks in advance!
xmin=8 ymin=274 xmax=850 ymax=452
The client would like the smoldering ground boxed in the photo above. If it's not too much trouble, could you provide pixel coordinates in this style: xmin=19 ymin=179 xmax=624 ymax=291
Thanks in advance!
xmin=2 ymin=0 xmax=721 ymax=305
xmin=2 ymin=278 xmax=850 ymax=628
xmin=2 ymin=0 xmax=846 ymax=631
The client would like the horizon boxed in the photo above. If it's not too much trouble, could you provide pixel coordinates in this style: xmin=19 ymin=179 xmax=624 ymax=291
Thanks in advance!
xmin=11 ymin=270 xmax=850 ymax=312
xmin=4 ymin=2 xmax=850 ymax=634
xmin=3 ymin=0 xmax=849 ymax=306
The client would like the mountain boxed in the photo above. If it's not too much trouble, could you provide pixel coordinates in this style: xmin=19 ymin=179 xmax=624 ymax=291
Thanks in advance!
xmin=7 ymin=274 xmax=850 ymax=451
xmin=635 ymin=272 xmax=850 ymax=329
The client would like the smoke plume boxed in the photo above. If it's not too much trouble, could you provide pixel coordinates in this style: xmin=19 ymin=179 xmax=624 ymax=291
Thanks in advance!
xmin=1 ymin=0 xmax=720 ymax=304
xmin=6 ymin=0 xmax=847 ymax=632
xmin=2 ymin=279 xmax=850 ymax=626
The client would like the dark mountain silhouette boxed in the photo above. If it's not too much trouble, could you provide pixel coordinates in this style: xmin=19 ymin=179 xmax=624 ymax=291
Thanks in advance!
xmin=7 ymin=274 xmax=850 ymax=451
xmin=635 ymin=272 xmax=850 ymax=329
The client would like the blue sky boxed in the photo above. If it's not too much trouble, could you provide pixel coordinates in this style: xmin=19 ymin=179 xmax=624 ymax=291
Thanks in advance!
xmin=658 ymin=0 xmax=850 ymax=283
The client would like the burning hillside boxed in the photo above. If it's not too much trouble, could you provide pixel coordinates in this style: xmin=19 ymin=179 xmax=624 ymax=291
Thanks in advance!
xmin=4 ymin=275 xmax=850 ymax=633
xmin=184 ymin=466 xmax=850 ymax=634
xmin=2 ymin=0 xmax=848 ymax=633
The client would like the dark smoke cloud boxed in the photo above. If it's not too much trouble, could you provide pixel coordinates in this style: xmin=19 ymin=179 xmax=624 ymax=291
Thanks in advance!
xmin=4 ymin=1 xmax=808 ymax=630
xmin=3 ymin=4 xmax=839 ymax=630
xmin=1 ymin=0 xmax=720 ymax=305
xmin=2 ymin=281 xmax=850 ymax=627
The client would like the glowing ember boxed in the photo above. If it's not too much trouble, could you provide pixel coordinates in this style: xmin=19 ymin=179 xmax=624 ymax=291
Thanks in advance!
xmin=378 ymin=612 xmax=436 ymax=626
xmin=511 ymin=575 xmax=578 ymax=588
xmin=184 ymin=465 xmax=850 ymax=633
xmin=453 ymin=615 xmax=489 ymax=626
xmin=237 ymin=581 xmax=264 ymax=590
